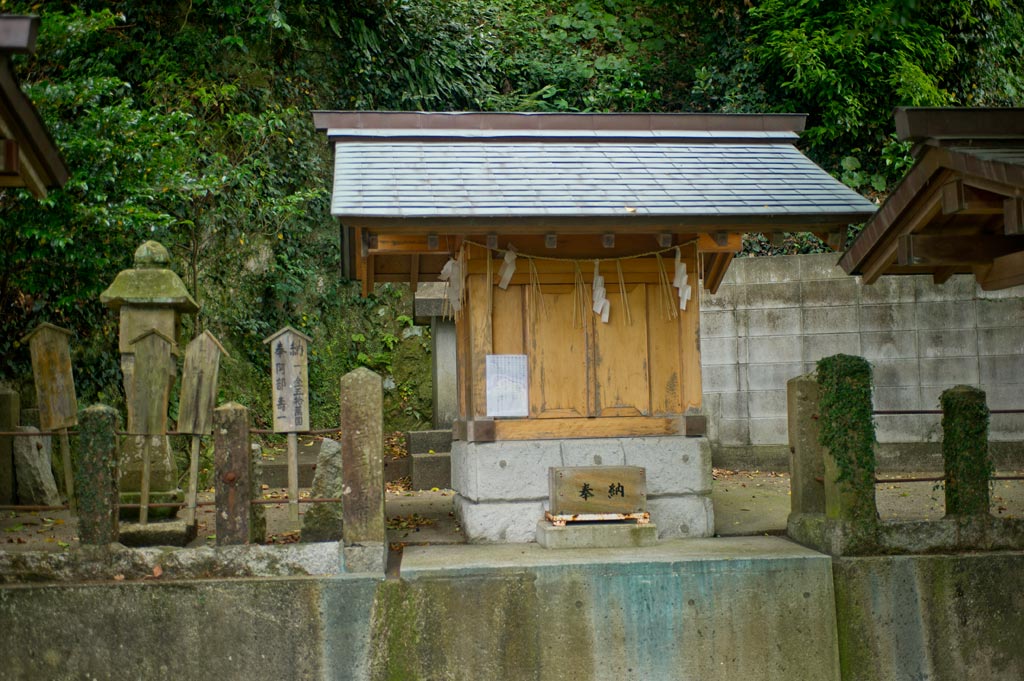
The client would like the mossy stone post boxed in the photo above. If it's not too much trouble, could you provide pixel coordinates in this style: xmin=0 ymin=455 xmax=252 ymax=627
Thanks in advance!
xmin=213 ymin=403 xmax=265 ymax=545
xmin=941 ymin=385 xmax=991 ymax=517
xmin=817 ymin=355 xmax=878 ymax=531
xmin=75 ymin=405 xmax=120 ymax=545
xmin=0 ymin=387 xmax=18 ymax=505
xmin=339 ymin=367 xmax=386 ymax=573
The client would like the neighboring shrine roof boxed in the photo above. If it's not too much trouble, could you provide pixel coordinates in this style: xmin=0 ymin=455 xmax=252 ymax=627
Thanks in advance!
xmin=840 ymin=107 xmax=1024 ymax=291
xmin=0 ymin=16 xmax=68 ymax=198
xmin=313 ymin=111 xmax=876 ymax=232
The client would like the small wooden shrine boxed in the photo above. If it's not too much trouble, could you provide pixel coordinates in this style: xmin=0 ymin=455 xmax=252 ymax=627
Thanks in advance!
xmin=315 ymin=111 xmax=875 ymax=541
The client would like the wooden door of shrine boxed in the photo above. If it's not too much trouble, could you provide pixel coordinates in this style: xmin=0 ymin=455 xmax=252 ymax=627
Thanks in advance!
xmin=457 ymin=242 xmax=702 ymax=440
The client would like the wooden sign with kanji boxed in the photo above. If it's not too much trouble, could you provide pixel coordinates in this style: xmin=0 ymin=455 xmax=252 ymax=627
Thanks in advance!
xmin=263 ymin=326 xmax=311 ymax=434
xmin=21 ymin=323 xmax=78 ymax=431
xmin=178 ymin=330 xmax=229 ymax=436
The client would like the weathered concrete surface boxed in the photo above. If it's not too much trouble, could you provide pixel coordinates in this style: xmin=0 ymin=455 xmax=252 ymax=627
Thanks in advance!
xmin=0 ymin=542 xmax=343 ymax=584
xmin=378 ymin=537 xmax=839 ymax=681
xmin=5 ymin=538 xmax=1024 ymax=681
xmin=0 ymin=574 xmax=377 ymax=681
xmin=833 ymin=552 xmax=1024 ymax=681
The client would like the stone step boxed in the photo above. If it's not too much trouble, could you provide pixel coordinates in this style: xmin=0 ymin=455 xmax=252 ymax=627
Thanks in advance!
xmin=411 ymin=451 xmax=451 ymax=490
xmin=405 ymin=429 xmax=452 ymax=455
xmin=259 ymin=440 xmax=412 ymax=488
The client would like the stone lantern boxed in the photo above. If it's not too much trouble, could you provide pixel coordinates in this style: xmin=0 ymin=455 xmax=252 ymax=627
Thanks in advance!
xmin=100 ymin=241 xmax=198 ymax=516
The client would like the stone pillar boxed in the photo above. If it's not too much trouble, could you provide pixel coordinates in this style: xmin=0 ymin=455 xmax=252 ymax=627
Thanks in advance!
xmin=431 ymin=318 xmax=458 ymax=428
xmin=0 ymin=387 xmax=18 ymax=504
xmin=213 ymin=403 xmax=265 ymax=545
xmin=415 ymin=282 xmax=457 ymax=429
xmin=339 ymin=368 xmax=386 ymax=572
xmin=941 ymin=385 xmax=991 ymax=517
xmin=75 ymin=405 xmax=120 ymax=544
xmin=786 ymin=375 xmax=826 ymax=517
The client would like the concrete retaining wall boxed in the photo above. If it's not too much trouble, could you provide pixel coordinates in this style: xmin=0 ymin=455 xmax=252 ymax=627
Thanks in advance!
xmin=701 ymin=253 xmax=1024 ymax=469
xmin=3 ymin=542 xmax=1022 ymax=680
xmin=833 ymin=552 xmax=1024 ymax=681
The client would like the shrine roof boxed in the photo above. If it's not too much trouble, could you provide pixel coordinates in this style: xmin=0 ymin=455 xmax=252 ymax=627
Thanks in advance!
xmin=0 ymin=16 xmax=68 ymax=198
xmin=839 ymin=107 xmax=1024 ymax=291
xmin=314 ymin=111 xmax=876 ymax=232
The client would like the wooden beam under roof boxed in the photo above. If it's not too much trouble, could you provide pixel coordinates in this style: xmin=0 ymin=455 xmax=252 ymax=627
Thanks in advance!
xmin=897 ymin=234 xmax=1024 ymax=266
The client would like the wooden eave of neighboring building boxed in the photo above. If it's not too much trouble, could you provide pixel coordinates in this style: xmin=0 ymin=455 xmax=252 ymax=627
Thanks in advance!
xmin=0 ymin=15 xmax=69 ymax=198
xmin=839 ymin=107 xmax=1024 ymax=291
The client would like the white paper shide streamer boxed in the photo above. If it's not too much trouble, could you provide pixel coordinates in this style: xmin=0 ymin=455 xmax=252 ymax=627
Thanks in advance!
xmin=592 ymin=261 xmax=610 ymax=323
xmin=673 ymin=247 xmax=692 ymax=311
xmin=438 ymin=256 xmax=463 ymax=313
xmin=497 ymin=248 xmax=517 ymax=290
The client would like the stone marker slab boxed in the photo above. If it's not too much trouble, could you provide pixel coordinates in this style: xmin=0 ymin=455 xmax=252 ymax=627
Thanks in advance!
xmin=13 ymin=426 xmax=60 ymax=506
xmin=302 ymin=438 xmax=344 ymax=542
xmin=548 ymin=466 xmax=647 ymax=516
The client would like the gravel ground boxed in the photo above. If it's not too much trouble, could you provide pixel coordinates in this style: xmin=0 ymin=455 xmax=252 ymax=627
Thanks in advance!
xmin=4 ymin=470 xmax=1023 ymax=551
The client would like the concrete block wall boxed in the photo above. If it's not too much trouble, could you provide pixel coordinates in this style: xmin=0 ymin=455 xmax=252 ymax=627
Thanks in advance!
xmin=701 ymin=253 xmax=1024 ymax=464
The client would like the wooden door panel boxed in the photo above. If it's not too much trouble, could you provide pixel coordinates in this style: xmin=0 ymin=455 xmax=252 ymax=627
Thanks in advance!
xmin=526 ymin=285 xmax=590 ymax=418
xmin=593 ymin=283 xmax=650 ymax=417
xmin=647 ymin=285 xmax=684 ymax=415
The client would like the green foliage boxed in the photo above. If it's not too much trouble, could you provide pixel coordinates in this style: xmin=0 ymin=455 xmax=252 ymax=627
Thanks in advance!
xmin=940 ymin=385 xmax=992 ymax=516
xmin=4 ymin=0 xmax=1024 ymax=429
xmin=816 ymin=354 xmax=877 ymax=526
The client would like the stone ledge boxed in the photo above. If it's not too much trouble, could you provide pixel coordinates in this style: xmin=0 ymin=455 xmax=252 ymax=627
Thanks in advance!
xmin=0 ymin=542 xmax=343 ymax=584
xmin=535 ymin=520 xmax=658 ymax=549
xmin=788 ymin=513 xmax=1024 ymax=556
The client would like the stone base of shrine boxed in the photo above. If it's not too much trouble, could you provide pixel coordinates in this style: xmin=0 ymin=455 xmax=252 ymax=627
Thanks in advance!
xmin=451 ymin=435 xmax=714 ymax=543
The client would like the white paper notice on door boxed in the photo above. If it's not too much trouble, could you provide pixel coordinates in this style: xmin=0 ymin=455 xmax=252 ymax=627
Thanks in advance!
xmin=486 ymin=354 xmax=529 ymax=418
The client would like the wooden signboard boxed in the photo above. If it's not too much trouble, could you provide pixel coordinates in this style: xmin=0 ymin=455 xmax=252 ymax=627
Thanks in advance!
xmin=129 ymin=328 xmax=176 ymax=524
xmin=548 ymin=466 xmax=647 ymax=516
xmin=262 ymin=325 xmax=312 ymax=522
xmin=129 ymin=329 xmax=175 ymax=436
xmin=21 ymin=323 xmax=78 ymax=431
xmin=21 ymin=322 xmax=79 ymax=511
xmin=178 ymin=330 xmax=228 ymax=436
xmin=263 ymin=326 xmax=311 ymax=434
xmin=178 ymin=330 xmax=228 ymax=526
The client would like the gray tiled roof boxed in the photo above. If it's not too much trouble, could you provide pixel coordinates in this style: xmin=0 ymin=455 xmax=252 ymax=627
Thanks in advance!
xmin=329 ymin=139 xmax=876 ymax=220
